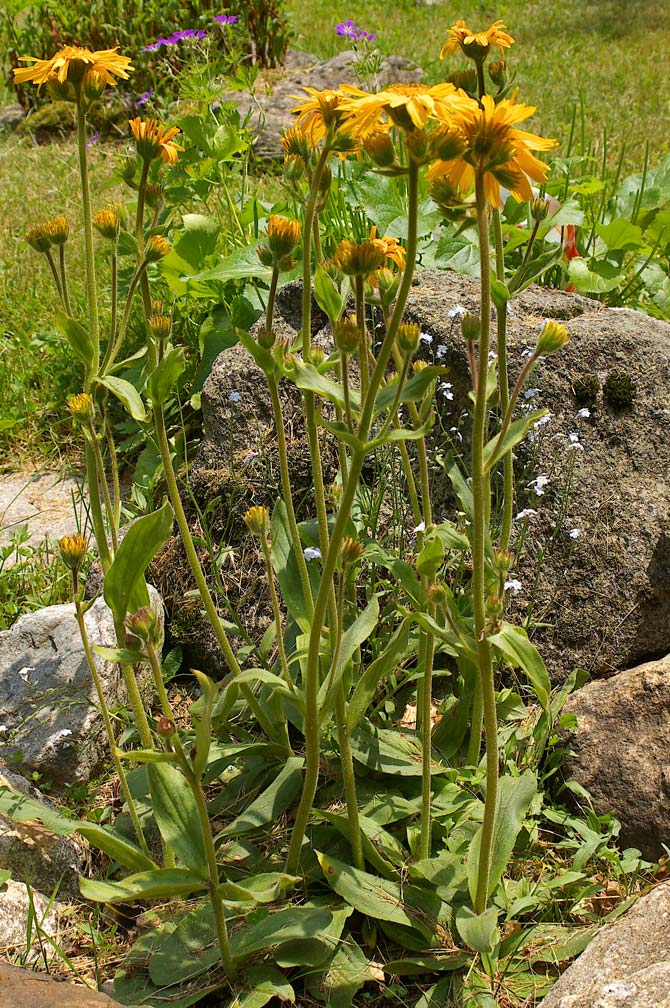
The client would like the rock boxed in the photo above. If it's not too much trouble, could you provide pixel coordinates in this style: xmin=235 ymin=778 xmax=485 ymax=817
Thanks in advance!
xmin=0 ymin=958 xmax=124 ymax=1006
xmin=0 ymin=471 xmax=85 ymax=563
xmin=0 ymin=104 xmax=26 ymax=132
xmin=0 ymin=881 xmax=64 ymax=951
xmin=0 ymin=767 xmax=88 ymax=899
xmin=0 ymin=593 xmax=159 ymax=786
xmin=560 ymin=656 xmax=670 ymax=858
xmin=220 ymin=48 xmax=422 ymax=162
xmin=541 ymin=883 xmax=670 ymax=1008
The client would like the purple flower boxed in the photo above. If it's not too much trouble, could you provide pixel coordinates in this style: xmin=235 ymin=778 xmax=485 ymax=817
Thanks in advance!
xmin=336 ymin=19 xmax=376 ymax=41
xmin=213 ymin=14 xmax=238 ymax=24
xmin=141 ymin=28 xmax=207 ymax=51
xmin=135 ymin=88 xmax=154 ymax=107
xmin=140 ymin=37 xmax=171 ymax=52
xmin=86 ymin=131 xmax=99 ymax=147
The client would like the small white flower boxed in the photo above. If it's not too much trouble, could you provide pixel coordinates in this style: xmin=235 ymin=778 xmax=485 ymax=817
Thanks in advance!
xmin=523 ymin=388 xmax=541 ymax=400
xmin=569 ymin=528 xmax=581 ymax=539
xmin=413 ymin=521 xmax=426 ymax=533
xmin=528 ymin=475 xmax=550 ymax=496
xmin=51 ymin=729 xmax=74 ymax=745
xmin=228 ymin=390 xmax=241 ymax=403
xmin=488 ymin=351 xmax=498 ymax=362
xmin=566 ymin=440 xmax=584 ymax=452
xmin=18 ymin=666 xmax=33 ymax=683
xmin=438 ymin=382 xmax=454 ymax=400
xmin=448 ymin=305 xmax=466 ymax=319
xmin=243 ymin=451 xmax=259 ymax=464
xmin=504 ymin=578 xmax=523 ymax=595
xmin=303 ymin=547 xmax=322 ymax=561
xmin=449 ymin=426 xmax=463 ymax=443
xmin=521 ymin=347 xmax=534 ymax=358
xmin=515 ymin=508 xmax=538 ymax=521
xmin=0 ymin=726 xmax=9 ymax=735
xmin=420 ymin=331 xmax=433 ymax=344
xmin=568 ymin=432 xmax=580 ymax=442
xmin=576 ymin=407 xmax=591 ymax=419
xmin=534 ymin=413 xmax=554 ymax=430
xmin=435 ymin=344 xmax=448 ymax=360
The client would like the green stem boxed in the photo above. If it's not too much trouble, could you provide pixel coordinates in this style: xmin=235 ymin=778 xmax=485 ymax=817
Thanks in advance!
xmin=260 ymin=536 xmax=294 ymax=690
xmin=59 ymin=244 xmax=72 ymax=317
xmin=492 ymin=209 xmax=514 ymax=551
xmin=73 ymin=595 xmax=150 ymax=857
xmin=473 ymin=172 xmax=498 ymax=916
xmin=88 ymin=420 xmax=117 ymax=553
xmin=102 ymin=408 xmax=122 ymax=532
xmin=76 ymin=99 xmax=99 ymax=383
xmin=355 ymin=275 xmax=369 ymax=398
xmin=419 ymin=599 xmax=436 ymax=860
xmin=84 ymin=438 xmax=112 ymax=572
xmin=44 ymin=249 xmax=64 ymax=305
xmin=334 ymin=687 xmax=364 ymax=870
xmin=302 ymin=145 xmax=331 ymax=355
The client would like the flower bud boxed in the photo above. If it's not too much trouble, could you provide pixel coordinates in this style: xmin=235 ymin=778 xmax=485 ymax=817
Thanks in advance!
xmin=145 ymin=183 xmax=165 ymax=208
xmin=430 ymin=126 xmax=468 ymax=164
xmin=145 ymin=235 xmax=171 ymax=262
xmin=267 ymin=215 xmax=301 ymax=257
xmin=306 ymin=346 xmax=325 ymax=366
xmin=26 ymin=224 xmax=52 ymax=254
xmin=283 ymin=154 xmax=305 ymax=182
xmin=333 ymin=239 xmax=385 ymax=277
xmin=334 ymin=317 xmax=360 ymax=354
xmin=461 ymin=313 xmax=480 ymax=342
xmin=157 ymin=716 xmax=176 ymax=737
xmin=405 ymin=128 xmax=429 ymax=163
xmin=446 ymin=68 xmax=478 ymax=95
xmin=488 ymin=61 xmax=507 ymax=87
xmin=493 ymin=549 xmax=514 ymax=574
xmin=536 ymin=319 xmax=569 ymax=356
xmin=46 ymin=78 xmax=78 ymax=103
xmin=341 ymin=537 xmax=365 ymax=566
xmin=120 ymin=156 xmax=138 ymax=184
xmin=318 ymin=163 xmax=333 ymax=194
xmin=412 ymin=359 xmax=429 ymax=373
xmin=151 ymin=299 xmax=163 ymax=315
xmin=281 ymin=127 xmax=310 ymax=160
xmin=82 ymin=68 xmax=106 ymax=103
xmin=397 ymin=322 xmax=421 ymax=355
xmin=486 ymin=594 xmax=504 ymax=619
xmin=426 ymin=582 xmax=447 ymax=606
xmin=244 ymin=505 xmax=269 ymax=538
xmin=59 ymin=533 xmax=88 ymax=571
xmin=68 ymin=393 xmax=94 ymax=423
xmin=126 ymin=606 xmax=161 ymax=646
xmin=531 ymin=197 xmax=549 ymax=222
xmin=93 ymin=209 xmax=120 ymax=240
xmin=257 ymin=324 xmax=275 ymax=350
xmin=363 ymin=130 xmax=396 ymax=167
xmin=47 ymin=216 xmax=69 ymax=246
xmin=149 ymin=315 xmax=172 ymax=341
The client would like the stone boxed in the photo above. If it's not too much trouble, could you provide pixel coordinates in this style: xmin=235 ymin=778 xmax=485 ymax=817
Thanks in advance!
xmin=0 ymin=471 xmax=86 ymax=563
xmin=560 ymin=656 xmax=670 ymax=858
xmin=219 ymin=49 xmax=422 ymax=162
xmin=541 ymin=883 xmax=670 ymax=1008
xmin=0 ymin=104 xmax=26 ymax=132
xmin=0 ymin=881 xmax=64 ymax=951
xmin=0 ymin=767 xmax=88 ymax=900
xmin=0 ymin=593 xmax=158 ymax=786
xmin=0 ymin=958 xmax=124 ymax=1006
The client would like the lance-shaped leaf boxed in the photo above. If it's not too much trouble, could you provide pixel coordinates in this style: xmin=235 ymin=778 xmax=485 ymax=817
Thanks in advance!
xmin=348 ymin=619 xmax=410 ymax=731
xmin=372 ymin=365 xmax=445 ymax=416
xmin=487 ymin=623 xmax=550 ymax=711
xmin=318 ymin=596 xmax=380 ymax=716
xmin=454 ymin=905 xmax=499 ymax=954
xmin=55 ymin=308 xmax=94 ymax=370
xmin=147 ymin=346 xmax=186 ymax=406
xmin=314 ymin=264 xmax=344 ymax=322
xmin=508 ymin=245 xmax=562 ymax=295
xmin=281 ymin=356 xmax=357 ymax=412
xmin=147 ymin=763 xmax=207 ymax=876
xmin=483 ymin=409 xmax=547 ymax=472
xmin=103 ymin=500 xmax=173 ymax=624
xmin=80 ymin=868 xmax=207 ymax=903
xmin=95 ymin=375 xmax=146 ymax=422
xmin=367 ymin=415 xmax=433 ymax=451
xmin=190 ymin=670 xmax=217 ymax=779
xmin=218 ymin=756 xmax=304 ymax=837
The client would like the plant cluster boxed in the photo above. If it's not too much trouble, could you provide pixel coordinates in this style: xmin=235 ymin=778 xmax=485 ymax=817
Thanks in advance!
xmin=0 ymin=19 xmax=654 ymax=1008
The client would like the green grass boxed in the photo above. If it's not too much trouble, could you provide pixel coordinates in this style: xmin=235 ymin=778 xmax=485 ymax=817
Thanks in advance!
xmin=285 ymin=0 xmax=670 ymax=169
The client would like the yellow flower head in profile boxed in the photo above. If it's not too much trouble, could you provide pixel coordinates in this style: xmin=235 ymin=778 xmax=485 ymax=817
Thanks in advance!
xmin=291 ymin=87 xmax=348 ymax=146
xmin=129 ymin=117 xmax=183 ymax=164
xmin=13 ymin=45 xmax=132 ymax=89
xmin=339 ymin=82 xmax=476 ymax=137
xmin=426 ymin=93 xmax=557 ymax=207
xmin=368 ymin=226 xmax=406 ymax=271
xmin=440 ymin=20 xmax=514 ymax=61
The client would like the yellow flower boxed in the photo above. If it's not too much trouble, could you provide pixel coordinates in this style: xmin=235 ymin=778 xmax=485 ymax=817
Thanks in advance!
xmin=339 ymin=82 xmax=476 ymax=137
xmin=59 ymin=533 xmax=88 ymax=571
xmin=129 ymin=118 xmax=183 ymax=164
xmin=291 ymin=87 xmax=347 ymax=146
xmin=13 ymin=45 xmax=132 ymax=88
xmin=47 ymin=216 xmax=69 ymax=245
xmin=145 ymin=235 xmax=171 ymax=262
xmin=267 ymin=216 xmax=301 ymax=256
xmin=440 ymin=20 xmax=514 ymax=61
xmin=244 ymin=506 xmax=269 ymax=538
xmin=332 ymin=239 xmax=386 ymax=277
xmin=368 ymin=226 xmax=406 ymax=271
xmin=426 ymin=94 xmax=557 ymax=207
xmin=68 ymin=392 xmax=94 ymax=421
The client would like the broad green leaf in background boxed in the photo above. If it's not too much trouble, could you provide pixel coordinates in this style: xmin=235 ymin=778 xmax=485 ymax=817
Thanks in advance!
xmin=454 ymin=905 xmax=500 ymax=954
xmin=54 ymin=308 xmax=94 ymax=370
xmin=219 ymin=756 xmax=304 ymax=837
xmin=147 ymin=346 xmax=186 ymax=406
xmin=80 ymin=868 xmax=207 ymax=903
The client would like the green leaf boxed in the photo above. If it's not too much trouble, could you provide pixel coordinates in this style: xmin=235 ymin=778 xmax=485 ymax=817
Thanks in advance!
xmin=350 ymin=723 xmax=427 ymax=777
xmin=231 ymin=966 xmax=295 ymax=1008
xmin=173 ymin=213 xmax=221 ymax=269
xmin=147 ymin=764 xmax=207 ymax=876
xmin=483 ymin=409 xmax=547 ymax=471
xmin=0 ymin=784 xmax=156 ymax=872
xmin=322 ymin=941 xmax=374 ymax=1008
xmin=508 ymin=246 xmax=562 ymax=296
xmin=314 ymin=810 xmax=405 ymax=879
xmin=348 ymin=620 xmax=410 ymax=731
xmin=92 ymin=645 xmax=146 ymax=665
xmin=595 ymin=218 xmax=646 ymax=252
xmin=367 ymin=416 xmax=433 ymax=450
xmin=318 ymin=596 xmax=380 ymax=714
xmin=416 ymin=533 xmax=444 ymax=577
xmin=454 ymin=905 xmax=499 ymax=954
xmin=490 ymin=274 xmax=510 ymax=309
xmin=80 ymin=868 xmax=207 ymax=903
xmin=147 ymin=346 xmax=186 ymax=406
xmin=193 ymin=242 xmax=272 ymax=284
xmin=103 ymin=501 xmax=173 ymax=624
xmin=435 ymin=231 xmax=480 ymax=277
xmin=467 ymin=771 xmax=538 ymax=902
xmin=314 ymin=265 xmax=343 ymax=323
xmin=217 ymin=873 xmax=300 ymax=905
xmin=234 ymin=904 xmax=335 ymax=957
xmin=383 ymin=953 xmax=468 ymax=975
xmin=281 ymin=357 xmax=350 ymax=411
xmin=190 ymin=671 xmax=217 ymax=779
xmin=219 ymin=756 xmax=304 ymax=837
xmin=317 ymin=852 xmax=439 ymax=941
xmin=372 ymin=366 xmax=445 ymax=416
xmin=54 ymin=308 xmax=94 ymax=370
xmin=271 ymin=501 xmax=313 ymax=633
xmin=116 ymin=748 xmax=177 ymax=764
xmin=95 ymin=375 xmax=146 ymax=422
xmin=568 ymin=257 xmax=623 ymax=294
xmin=488 ymin=623 xmax=550 ymax=711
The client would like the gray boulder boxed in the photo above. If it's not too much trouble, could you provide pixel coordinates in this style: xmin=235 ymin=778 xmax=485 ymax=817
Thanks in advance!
xmin=0 ymin=104 xmax=25 ymax=132
xmin=560 ymin=656 xmax=670 ymax=859
xmin=541 ymin=883 xmax=670 ymax=1008
xmin=0 ymin=593 xmax=159 ymax=786
xmin=0 ymin=767 xmax=88 ymax=899
xmin=221 ymin=49 xmax=422 ymax=162
xmin=0 ymin=881 xmax=64 ymax=952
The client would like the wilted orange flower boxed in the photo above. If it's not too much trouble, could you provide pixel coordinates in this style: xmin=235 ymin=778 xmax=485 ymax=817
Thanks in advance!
xmin=14 ymin=45 xmax=132 ymax=88
xmin=129 ymin=117 xmax=183 ymax=164
xmin=426 ymin=94 xmax=557 ymax=207
xmin=440 ymin=20 xmax=514 ymax=60
xmin=339 ymin=82 xmax=476 ymax=136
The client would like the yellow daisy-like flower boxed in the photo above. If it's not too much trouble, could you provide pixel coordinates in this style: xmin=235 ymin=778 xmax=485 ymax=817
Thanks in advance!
xmin=338 ymin=82 xmax=476 ymax=137
xmin=440 ymin=20 xmax=514 ymax=61
xmin=13 ymin=45 xmax=132 ymax=88
xmin=369 ymin=226 xmax=406 ymax=271
xmin=129 ymin=118 xmax=183 ymax=164
xmin=291 ymin=87 xmax=347 ymax=146
xmin=426 ymin=94 xmax=557 ymax=207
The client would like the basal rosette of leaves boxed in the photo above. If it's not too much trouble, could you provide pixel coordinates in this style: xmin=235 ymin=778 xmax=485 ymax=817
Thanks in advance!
xmin=4 ymin=17 xmax=657 ymax=1008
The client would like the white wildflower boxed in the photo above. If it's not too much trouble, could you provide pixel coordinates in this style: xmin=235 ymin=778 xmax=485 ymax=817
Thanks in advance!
xmin=569 ymin=528 xmax=581 ymax=539
xmin=303 ymin=547 xmax=322 ymax=561
xmin=528 ymin=475 xmax=550 ymax=496
xmin=413 ymin=521 xmax=426 ymax=533
xmin=515 ymin=508 xmax=538 ymax=521
xmin=576 ymin=407 xmax=591 ymax=419
xmin=228 ymin=390 xmax=241 ymax=403
xmin=504 ymin=578 xmax=523 ymax=595
xmin=438 ymin=382 xmax=454 ymax=400
xmin=448 ymin=305 xmax=466 ymax=319
xmin=523 ymin=388 xmax=541 ymax=400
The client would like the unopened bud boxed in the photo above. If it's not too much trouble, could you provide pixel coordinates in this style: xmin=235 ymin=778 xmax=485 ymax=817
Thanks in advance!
xmin=430 ymin=126 xmax=467 ymax=163
xmin=126 ymin=606 xmax=161 ymax=646
xmin=267 ymin=215 xmax=301 ymax=257
xmin=149 ymin=315 xmax=172 ymax=341
xmin=334 ymin=317 xmax=360 ymax=354
xmin=157 ymin=716 xmax=176 ymax=736
xmin=244 ymin=505 xmax=269 ymax=538
xmin=68 ymin=393 xmax=94 ymax=423
xmin=59 ymin=533 xmax=88 ymax=571
xmin=397 ymin=322 xmax=421 ymax=355
xmin=493 ymin=549 xmax=514 ymax=574
xmin=461 ymin=313 xmax=480 ymax=342
xmin=47 ymin=216 xmax=69 ymax=246
xmin=145 ymin=235 xmax=171 ymax=262
xmin=446 ymin=68 xmax=478 ymax=95
xmin=536 ymin=319 xmax=569 ymax=356
xmin=26 ymin=224 xmax=52 ymax=254
xmin=341 ymin=537 xmax=364 ymax=566
xmin=257 ymin=324 xmax=275 ymax=349
xmin=93 ymin=209 xmax=120 ymax=240
xmin=405 ymin=128 xmax=429 ymax=163
xmin=284 ymin=154 xmax=305 ymax=181
xmin=145 ymin=183 xmax=165 ymax=208
xmin=82 ymin=68 xmax=106 ymax=103
xmin=363 ymin=130 xmax=396 ymax=167
xmin=488 ymin=61 xmax=507 ymax=87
